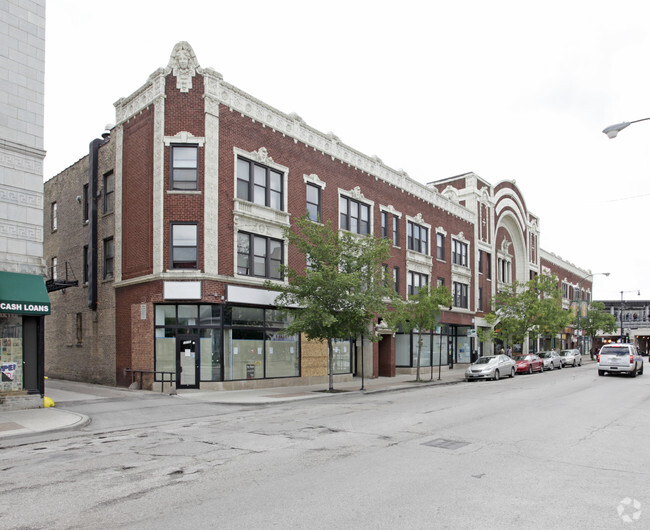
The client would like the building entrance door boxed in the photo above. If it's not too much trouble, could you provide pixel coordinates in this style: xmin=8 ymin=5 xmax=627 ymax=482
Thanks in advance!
xmin=177 ymin=335 xmax=199 ymax=389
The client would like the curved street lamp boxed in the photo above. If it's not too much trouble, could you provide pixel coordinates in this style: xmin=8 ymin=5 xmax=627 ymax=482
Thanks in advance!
xmin=602 ymin=117 xmax=650 ymax=139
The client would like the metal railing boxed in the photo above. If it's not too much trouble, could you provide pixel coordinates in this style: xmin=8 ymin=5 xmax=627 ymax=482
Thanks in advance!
xmin=124 ymin=369 xmax=175 ymax=392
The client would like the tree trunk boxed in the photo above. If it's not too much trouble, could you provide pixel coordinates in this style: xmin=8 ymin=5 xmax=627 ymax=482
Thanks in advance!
xmin=327 ymin=337 xmax=334 ymax=391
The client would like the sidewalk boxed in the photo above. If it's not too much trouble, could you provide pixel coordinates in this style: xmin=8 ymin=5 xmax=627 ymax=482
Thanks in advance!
xmin=0 ymin=358 xmax=596 ymax=441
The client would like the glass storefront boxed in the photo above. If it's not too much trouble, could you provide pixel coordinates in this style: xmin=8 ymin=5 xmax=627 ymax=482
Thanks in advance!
xmin=1 ymin=314 xmax=23 ymax=391
xmin=395 ymin=325 xmax=474 ymax=367
xmin=155 ymin=304 xmax=300 ymax=383
xmin=331 ymin=338 xmax=352 ymax=374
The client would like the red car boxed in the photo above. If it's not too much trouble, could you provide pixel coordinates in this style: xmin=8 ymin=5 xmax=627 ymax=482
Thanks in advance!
xmin=513 ymin=354 xmax=544 ymax=374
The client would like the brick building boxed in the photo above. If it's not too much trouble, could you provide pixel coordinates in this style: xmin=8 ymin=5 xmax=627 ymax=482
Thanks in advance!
xmin=44 ymin=42 xmax=591 ymax=391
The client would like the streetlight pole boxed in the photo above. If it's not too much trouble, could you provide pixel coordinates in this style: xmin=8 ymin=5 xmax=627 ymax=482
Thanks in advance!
xmin=603 ymin=117 xmax=650 ymax=139
xmin=619 ymin=290 xmax=641 ymax=343
xmin=576 ymin=272 xmax=609 ymax=356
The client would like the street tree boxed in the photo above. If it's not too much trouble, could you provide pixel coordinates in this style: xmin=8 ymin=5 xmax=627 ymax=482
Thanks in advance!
xmin=388 ymin=284 xmax=452 ymax=382
xmin=578 ymin=301 xmax=617 ymax=358
xmin=483 ymin=273 xmax=572 ymax=350
xmin=266 ymin=216 xmax=395 ymax=391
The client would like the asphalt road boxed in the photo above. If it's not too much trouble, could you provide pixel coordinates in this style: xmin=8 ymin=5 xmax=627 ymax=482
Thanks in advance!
xmin=2 ymin=365 xmax=649 ymax=529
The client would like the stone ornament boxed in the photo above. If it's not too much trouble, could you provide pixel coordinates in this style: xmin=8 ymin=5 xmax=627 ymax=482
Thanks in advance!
xmin=168 ymin=41 xmax=200 ymax=93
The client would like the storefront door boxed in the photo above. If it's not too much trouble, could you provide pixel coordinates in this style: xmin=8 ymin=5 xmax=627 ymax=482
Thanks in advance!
xmin=177 ymin=335 xmax=199 ymax=389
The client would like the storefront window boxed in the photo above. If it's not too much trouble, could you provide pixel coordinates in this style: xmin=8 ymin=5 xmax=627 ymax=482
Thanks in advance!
xmin=1 ymin=315 xmax=23 ymax=391
xmin=178 ymin=305 xmax=198 ymax=326
xmin=200 ymin=328 xmax=221 ymax=381
xmin=395 ymin=333 xmax=411 ymax=366
xmin=154 ymin=327 xmax=175 ymax=373
xmin=225 ymin=328 xmax=265 ymax=380
xmin=265 ymin=330 xmax=299 ymax=377
xmin=155 ymin=305 xmax=176 ymax=326
xmin=331 ymin=338 xmax=351 ymax=374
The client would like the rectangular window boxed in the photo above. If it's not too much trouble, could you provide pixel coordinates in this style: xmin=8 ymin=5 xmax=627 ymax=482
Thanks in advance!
xmin=392 ymin=215 xmax=399 ymax=247
xmin=76 ymin=313 xmax=83 ymax=344
xmin=339 ymin=196 xmax=370 ymax=235
xmin=171 ymin=223 xmax=198 ymax=269
xmin=237 ymin=157 xmax=283 ymax=210
xmin=394 ymin=266 xmax=400 ymax=293
xmin=452 ymin=240 xmax=468 ymax=267
xmin=51 ymin=257 xmax=58 ymax=280
xmin=51 ymin=202 xmax=57 ymax=231
xmin=103 ymin=238 xmax=114 ymax=279
xmin=478 ymin=287 xmax=483 ymax=311
xmin=171 ymin=145 xmax=198 ymax=190
xmin=83 ymin=245 xmax=89 ymax=284
xmin=453 ymin=282 xmax=469 ymax=308
xmin=306 ymin=183 xmax=321 ymax=221
xmin=478 ymin=250 xmax=483 ymax=274
xmin=437 ymin=233 xmax=445 ymax=260
xmin=103 ymin=171 xmax=114 ymax=213
xmin=486 ymin=252 xmax=492 ymax=279
xmin=408 ymin=271 xmax=428 ymax=296
xmin=381 ymin=211 xmax=388 ymax=239
xmin=83 ymin=184 xmax=89 ymax=222
xmin=407 ymin=221 xmax=428 ymax=254
xmin=437 ymin=277 xmax=445 ymax=287
xmin=237 ymin=232 xmax=283 ymax=280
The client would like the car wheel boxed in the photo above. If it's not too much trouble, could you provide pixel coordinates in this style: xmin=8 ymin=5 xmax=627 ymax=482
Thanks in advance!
xmin=631 ymin=365 xmax=637 ymax=377
xmin=559 ymin=362 xmax=562 ymax=369
xmin=528 ymin=365 xmax=533 ymax=374
xmin=510 ymin=367 xmax=515 ymax=378
xmin=598 ymin=370 xmax=605 ymax=376
xmin=639 ymin=364 xmax=644 ymax=375
xmin=578 ymin=359 xmax=582 ymax=366
xmin=494 ymin=369 xmax=500 ymax=381
xmin=550 ymin=363 xmax=554 ymax=371
xmin=573 ymin=359 xmax=577 ymax=367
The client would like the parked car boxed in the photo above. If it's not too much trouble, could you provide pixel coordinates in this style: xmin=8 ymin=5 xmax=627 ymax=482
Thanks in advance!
xmin=559 ymin=349 xmax=582 ymax=367
xmin=598 ymin=343 xmax=644 ymax=377
xmin=538 ymin=351 xmax=562 ymax=370
xmin=513 ymin=354 xmax=544 ymax=374
xmin=465 ymin=355 xmax=516 ymax=381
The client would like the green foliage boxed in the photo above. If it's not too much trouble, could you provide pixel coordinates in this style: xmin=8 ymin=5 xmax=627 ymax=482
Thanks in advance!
xmin=484 ymin=274 xmax=571 ymax=346
xmin=387 ymin=285 xmax=452 ymax=381
xmin=579 ymin=301 xmax=617 ymax=346
xmin=265 ymin=216 xmax=396 ymax=390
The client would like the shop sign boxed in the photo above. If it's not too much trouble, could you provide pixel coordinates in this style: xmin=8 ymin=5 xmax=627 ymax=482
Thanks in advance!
xmin=0 ymin=302 xmax=50 ymax=315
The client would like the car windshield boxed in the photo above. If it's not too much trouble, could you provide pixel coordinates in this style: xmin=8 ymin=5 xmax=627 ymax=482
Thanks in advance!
xmin=560 ymin=350 xmax=573 ymax=356
xmin=538 ymin=352 xmax=549 ymax=358
xmin=513 ymin=356 xmax=526 ymax=361
xmin=475 ymin=357 xmax=495 ymax=364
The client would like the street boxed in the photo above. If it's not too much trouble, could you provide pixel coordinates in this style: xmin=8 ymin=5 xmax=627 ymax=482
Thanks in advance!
xmin=2 ymin=366 xmax=649 ymax=529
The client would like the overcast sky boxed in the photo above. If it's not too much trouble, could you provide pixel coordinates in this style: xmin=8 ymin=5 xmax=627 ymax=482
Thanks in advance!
xmin=44 ymin=0 xmax=650 ymax=302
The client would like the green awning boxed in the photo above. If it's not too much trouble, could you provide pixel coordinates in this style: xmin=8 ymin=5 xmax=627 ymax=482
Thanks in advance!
xmin=0 ymin=271 xmax=51 ymax=315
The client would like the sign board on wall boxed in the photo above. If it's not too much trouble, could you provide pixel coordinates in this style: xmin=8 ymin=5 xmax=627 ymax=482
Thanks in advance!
xmin=163 ymin=281 xmax=201 ymax=300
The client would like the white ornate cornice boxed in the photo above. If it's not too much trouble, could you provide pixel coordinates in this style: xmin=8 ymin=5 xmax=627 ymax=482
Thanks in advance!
xmin=435 ymin=226 xmax=447 ymax=236
xmin=163 ymin=131 xmax=205 ymax=146
xmin=303 ymin=173 xmax=326 ymax=188
xmin=379 ymin=204 xmax=402 ymax=217
xmin=453 ymin=231 xmax=469 ymax=244
xmin=540 ymin=249 xmax=590 ymax=278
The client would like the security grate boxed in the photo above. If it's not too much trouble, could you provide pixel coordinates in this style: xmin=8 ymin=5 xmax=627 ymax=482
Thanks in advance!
xmin=422 ymin=438 xmax=470 ymax=450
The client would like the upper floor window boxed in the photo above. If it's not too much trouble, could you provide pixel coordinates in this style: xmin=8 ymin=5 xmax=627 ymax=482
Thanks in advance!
xmin=103 ymin=238 xmax=114 ymax=279
xmin=394 ymin=266 xmax=400 ymax=293
xmin=171 ymin=223 xmax=198 ymax=269
xmin=408 ymin=271 xmax=428 ymax=296
xmin=486 ymin=252 xmax=492 ymax=279
xmin=83 ymin=184 xmax=89 ymax=222
xmin=436 ymin=233 xmax=445 ymax=260
xmin=407 ymin=221 xmax=428 ymax=254
xmin=478 ymin=250 xmax=484 ymax=274
xmin=237 ymin=157 xmax=283 ymax=210
xmin=237 ymin=232 xmax=283 ymax=280
xmin=452 ymin=239 xmax=468 ymax=267
xmin=83 ymin=245 xmax=89 ymax=284
xmin=453 ymin=281 xmax=469 ymax=308
xmin=171 ymin=145 xmax=199 ymax=190
xmin=51 ymin=257 xmax=58 ymax=280
xmin=103 ymin=171 xmax=114 ymax=213
xmin=498 ymin=257 xmax=512 ymax=284
xmin=306 ymin=183 xmax=321 ymax=222
xmin=339 ymin=196 xmax=370 ymax=235
xmin=51 ymin=202 xmax=57 ymax=231
xmin=393 ymin=216 xmax=399 ymax=247
xmin=381 ymin=211 xmax=389 ymax=239
xmin=562 ymin=282 xmax=569 ymax=299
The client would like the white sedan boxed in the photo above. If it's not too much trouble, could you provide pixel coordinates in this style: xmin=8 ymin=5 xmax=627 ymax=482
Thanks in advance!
xmin=465 ymin=355 xmax=516 ymax=381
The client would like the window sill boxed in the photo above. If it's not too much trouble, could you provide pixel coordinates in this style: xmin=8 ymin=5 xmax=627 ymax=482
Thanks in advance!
xmin=167 ymin=190 xmax=202 ymax=195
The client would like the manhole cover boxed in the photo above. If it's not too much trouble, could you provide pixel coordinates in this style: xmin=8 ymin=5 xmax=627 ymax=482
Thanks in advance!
xmin=422 ymin=438 xmax=470 ymax=450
